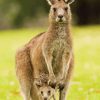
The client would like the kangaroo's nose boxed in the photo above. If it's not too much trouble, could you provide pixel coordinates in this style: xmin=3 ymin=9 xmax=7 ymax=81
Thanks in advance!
xmin=58 ymin=15 xmax=63 ymax=19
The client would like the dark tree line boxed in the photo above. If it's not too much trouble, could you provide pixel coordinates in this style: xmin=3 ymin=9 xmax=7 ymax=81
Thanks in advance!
xmin=13 ymin=0 xmax=49 ymax=27
xmin=75 ymin=0 xmax=100 ymax=25
xmin=0 ymin=0 xmax=100 ymax=28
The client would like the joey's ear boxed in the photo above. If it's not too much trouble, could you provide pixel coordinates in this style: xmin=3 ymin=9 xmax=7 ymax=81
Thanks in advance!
xmin=46 ymin=0 xmax=56 ymax=5
xmin=49 ymin=83 xmax=56 ymax=89
xmin=51 ymin=84 xmax=56 ymax=89
xmin=64 ymin=0 xmax=75 ymax=4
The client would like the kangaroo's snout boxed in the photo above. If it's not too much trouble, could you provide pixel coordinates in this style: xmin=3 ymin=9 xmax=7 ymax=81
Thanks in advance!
xmin=58 ymin=15 xmax=63 ymax=19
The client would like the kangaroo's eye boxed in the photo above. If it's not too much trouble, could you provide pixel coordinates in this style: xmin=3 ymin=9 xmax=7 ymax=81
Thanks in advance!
xmin=64 ymin=7 xmax=68 ymax=11
xmin=41 ymin=91 xmax=43 ymax=95
xmin=48 ymin=90 xmax=51 ymax=95
xmin=53 ymin=8 xmax=57 ymax=12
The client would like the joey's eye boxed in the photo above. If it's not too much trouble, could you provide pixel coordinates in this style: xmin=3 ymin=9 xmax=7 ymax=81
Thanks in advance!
xmin=53 ymin=8 xmax=56 ymax=12
xmin=64 ymin=7 xmax=68 ymax=11
xmin=41 ymin=91 xmax=43 ymax=95
xmin=48 ymin=90 xmax=51 ymax=95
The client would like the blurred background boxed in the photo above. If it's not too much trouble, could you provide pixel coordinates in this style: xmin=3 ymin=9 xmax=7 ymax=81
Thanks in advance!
xmin=0 ymin=0 xmax=100 ymax=100
xmin=0 ymin=0 xmax=100 ymax=29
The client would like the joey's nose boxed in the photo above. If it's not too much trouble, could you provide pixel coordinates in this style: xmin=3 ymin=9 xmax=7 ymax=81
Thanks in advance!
xmin=44 ymin=97 xmax=47 ymax=100
xmin=58 ymin=15 xmax=63 ymax=19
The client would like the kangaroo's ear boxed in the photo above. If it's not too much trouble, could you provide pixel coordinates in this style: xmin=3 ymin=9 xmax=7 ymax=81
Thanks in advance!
xmin=46 ymin=0 xmax=56 ymax=5
xmin=48 ymin=82 xmax=56 ymax=89
xmin=64 ymin=0 xmax=75 ymax=4
xmin=50 ymin=84 xmax=56 ymax=89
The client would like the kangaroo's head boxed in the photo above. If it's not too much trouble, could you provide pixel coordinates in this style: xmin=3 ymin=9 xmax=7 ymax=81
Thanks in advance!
xmin=47 ymin=0 xmax=75 ymax=23
xmin=38 ymin=85 xmax=55 ymax=100
xmin=34 ymin=78 xmax=56 ymax=100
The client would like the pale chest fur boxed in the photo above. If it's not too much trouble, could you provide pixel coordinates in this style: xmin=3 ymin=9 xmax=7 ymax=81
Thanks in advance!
xmin=50 ymin=27 xmax=68 ymax=75
xmin=51 ymin=26 xmax=67 ymax=52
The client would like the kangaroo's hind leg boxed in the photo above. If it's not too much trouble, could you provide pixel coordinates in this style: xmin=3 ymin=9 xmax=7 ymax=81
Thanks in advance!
xmin=16 ymin=47 xmax=33 ymax=100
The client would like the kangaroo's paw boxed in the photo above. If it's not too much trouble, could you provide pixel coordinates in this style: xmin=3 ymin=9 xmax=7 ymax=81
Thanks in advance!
xmin=57 ymin=79 xmax=66 ymax=90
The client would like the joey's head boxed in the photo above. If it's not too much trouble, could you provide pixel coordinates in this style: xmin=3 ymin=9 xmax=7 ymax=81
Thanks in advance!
xmin=35 ymin=80 xmax=56 ymax=100
xmin=38 ymin=85 xmax=55 ymax=100
xmin=46 ymin=0 xmax=75 ymax=24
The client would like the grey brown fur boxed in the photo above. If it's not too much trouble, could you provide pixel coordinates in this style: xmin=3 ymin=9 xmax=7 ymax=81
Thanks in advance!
xmin=16 ymin=0 xmax=75 ymax=100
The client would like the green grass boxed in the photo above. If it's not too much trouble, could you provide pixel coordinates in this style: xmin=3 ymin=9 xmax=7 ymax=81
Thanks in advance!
xmin=0 ymin=26 xmax=100 ymax=100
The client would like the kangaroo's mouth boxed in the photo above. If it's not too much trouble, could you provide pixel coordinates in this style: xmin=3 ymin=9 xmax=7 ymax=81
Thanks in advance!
xmin=59 ymin=18 xmax=63 ymax=22
xmin=56 ymin=17 xmax=66 ymax=23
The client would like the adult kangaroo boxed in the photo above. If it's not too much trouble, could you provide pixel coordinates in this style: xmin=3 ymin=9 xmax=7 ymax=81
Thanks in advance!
xmin=16 ymin=0 xmax=75 ymax=100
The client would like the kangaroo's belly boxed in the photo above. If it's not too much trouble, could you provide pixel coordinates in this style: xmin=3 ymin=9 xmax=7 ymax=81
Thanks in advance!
xmin=51 ymin=39 xmax=66 ymax=75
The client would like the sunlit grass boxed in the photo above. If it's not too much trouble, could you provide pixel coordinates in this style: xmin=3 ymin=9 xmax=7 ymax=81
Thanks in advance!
xmin=0 ymin=26 xmax=100 ymax=100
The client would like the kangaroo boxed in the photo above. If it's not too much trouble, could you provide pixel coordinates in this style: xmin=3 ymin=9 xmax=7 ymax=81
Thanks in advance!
xmin=37 ymin=84 xmax=56 ymax=100
xmin=34 ymin=74 xmax=56 ymax=100
xmin=16 ymin=0 xmax=75 ymax=100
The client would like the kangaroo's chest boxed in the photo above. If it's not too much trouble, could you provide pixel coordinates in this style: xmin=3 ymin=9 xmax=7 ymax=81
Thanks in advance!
xmin=51 ymin=33 xmax=67 ymax=74
xmin=52 ymin=38 xmax=66 ymax=52
xmin=51 ymin=30 xmax=67 ymax=55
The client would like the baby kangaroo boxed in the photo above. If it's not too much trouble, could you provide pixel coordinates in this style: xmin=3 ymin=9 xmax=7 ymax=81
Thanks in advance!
xmin=34 ymin=74 xmax=56 ymax=100
xmin=36 ymin=84 xmax=56 ymax=100
xmin=16 ymin=0 xmax=75 ymax=100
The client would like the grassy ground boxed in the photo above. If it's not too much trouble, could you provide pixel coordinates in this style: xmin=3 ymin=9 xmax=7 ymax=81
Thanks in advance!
xmin=0 ymin=26 xmax=100 ymax=100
